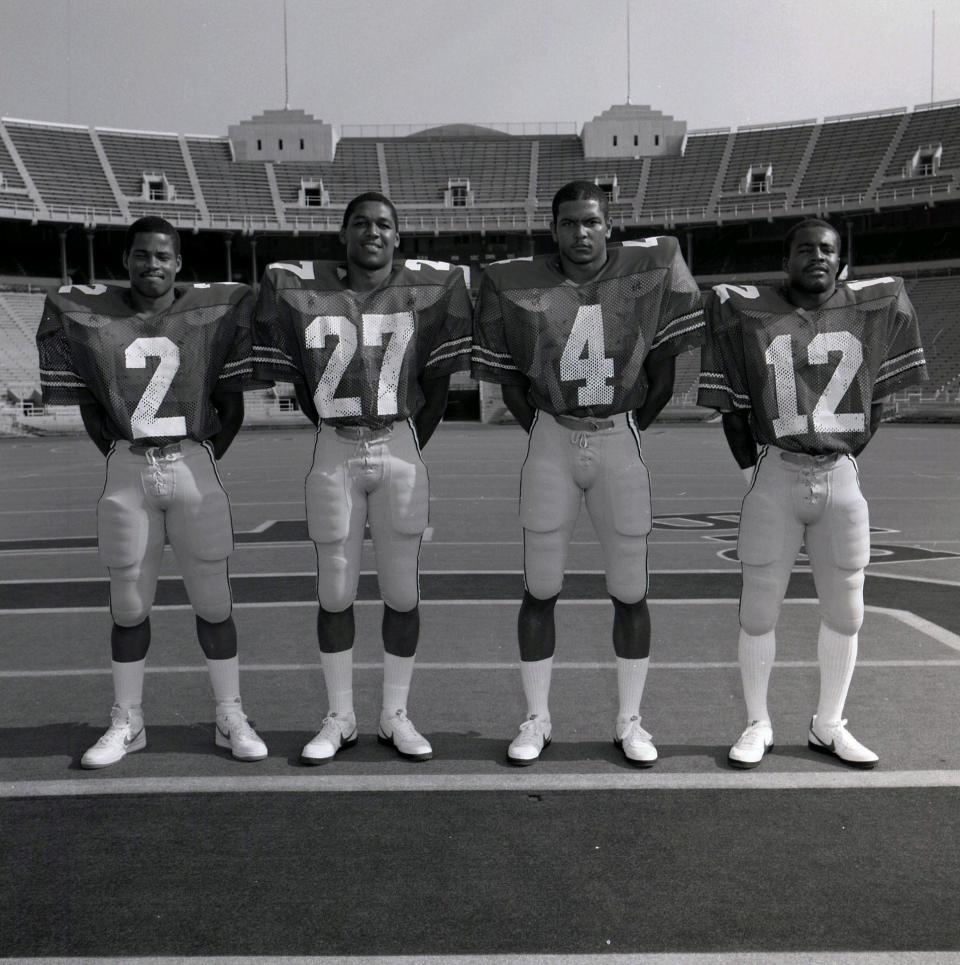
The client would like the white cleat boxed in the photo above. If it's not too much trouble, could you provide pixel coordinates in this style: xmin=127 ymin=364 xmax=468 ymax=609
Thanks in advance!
xmin=216 ymin=709 xmax=268 ymax=762
xmin=729 ymin=720 xmax=774 ymax=769
xmin=615 ymin=715 xmax=658 ymax=767
xmin=507 ymin=714 xmax=552 ymax=766
xmin=81 ymin=705 xmax=146 ymax=769
xmin=808 ymin=715 xmax=878 ymax=769
xmin=378 ymin=709 xmax=433 ymax=761
xmin=301 ymin=713 xmax=358 ymax=765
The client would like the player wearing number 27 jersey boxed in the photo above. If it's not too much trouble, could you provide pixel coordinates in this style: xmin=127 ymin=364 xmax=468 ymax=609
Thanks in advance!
xmin=36 ymin=216 xmax=267 ymax=768
xmin=473 ymin=180 xmax=704 ymax=767
xmin=254 ymin=192 xmax=472 ymax=765
xmin=697 ymin=218 xmax=927 ymax=770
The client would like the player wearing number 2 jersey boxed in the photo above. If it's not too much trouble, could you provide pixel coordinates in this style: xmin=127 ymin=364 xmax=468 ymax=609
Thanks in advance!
xmin=473 ymin=180 xmax=704 ymax=766
xmin=36 ymin=216 xmax=267 ymax=768
xmin=254 ymin=192 xmax=472 ymax=764
xmin=698 ymin=219 xmax=927 ymax=769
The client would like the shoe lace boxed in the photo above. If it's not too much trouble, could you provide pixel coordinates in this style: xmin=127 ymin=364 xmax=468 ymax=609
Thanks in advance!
xmin=739 ymin=720 xmax=770 ymax=746
xmin=620 ymin=716 xmax=652 ymax=743
xmin=387 ymin=710 xmax=421 ymax=739
xmin=515 ymin=716 xmax=546 ymax=743
xmin=221 ymin=711 xmax=257 ymax=741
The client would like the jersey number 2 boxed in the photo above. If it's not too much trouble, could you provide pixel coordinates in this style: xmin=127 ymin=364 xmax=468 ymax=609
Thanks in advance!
xmin=766 ymin=332 xmax=865 ymax=437
xmin=305 ymin=313 xmax=415 ymax=418
xmin=125 ymin=336 xmax=186 ymax=439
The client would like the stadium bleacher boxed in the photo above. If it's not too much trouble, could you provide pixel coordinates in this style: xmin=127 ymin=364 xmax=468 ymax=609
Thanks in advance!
xmin=2 ymin=99 xmax=960 ymax=426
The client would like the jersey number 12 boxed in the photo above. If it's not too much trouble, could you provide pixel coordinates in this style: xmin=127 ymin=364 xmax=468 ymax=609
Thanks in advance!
xmin=766 ymin=331 xmax=865 ymax=437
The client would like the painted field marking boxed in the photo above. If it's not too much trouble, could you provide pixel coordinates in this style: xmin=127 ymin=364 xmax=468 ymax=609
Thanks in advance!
xmin=3 ymin=769 xmax=960 ymax=799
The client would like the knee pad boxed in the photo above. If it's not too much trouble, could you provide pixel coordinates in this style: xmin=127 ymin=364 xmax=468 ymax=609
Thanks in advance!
xmin=380 ymin=579 xmax=420 ymax=613
xmin=739 ymin=565 xmax=786 ymax=636
xmin=315 ymin=551 xmax=358 ymax=612
xmin=819 ymin=568 xmax=865 ymax=636
xmin=109 ymin=569 xmax=153 ymax=627
xmin=184 ymin=558 xmax=233 ymax=624
xmin=523 ymin=529 xmax=566 ymax=600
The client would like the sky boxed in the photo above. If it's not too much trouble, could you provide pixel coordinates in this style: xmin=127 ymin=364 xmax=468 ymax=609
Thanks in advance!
xmin=1 ymin=0 xmax=959 ymax=136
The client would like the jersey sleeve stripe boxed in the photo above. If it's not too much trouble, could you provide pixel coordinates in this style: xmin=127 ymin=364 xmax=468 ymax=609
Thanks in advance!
xmin=40 ymin=377 xmax=87 ymax=389
xmin=878 ymin=347 xmax=926 ymax=374
xmin=875 ymin=357 xmax=928 ymax=385
xmin=651 ymin=314 xmax=705 ymax=349
xmin=425 ymin=346 xmax=472 ymax=367
xmin=470 ymin=354 xmax=521 ymax=372
xmin=427 ymin=335 xmax=472 ymax=359
xmin=472 ymin=346 xmax=515 ymax=361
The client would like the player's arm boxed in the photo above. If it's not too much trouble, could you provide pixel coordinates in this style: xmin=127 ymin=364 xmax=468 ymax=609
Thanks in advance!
xmin=207 ymin=387 xmax=245 ymax=460
xmin=721 ymin=410 xmax=758 ymax=477
xmin=79 ymin=400 xmax=113 ymax=457
xmin=852 ymin=401 xmax=885 ymax=456
xmin=633 ymin=344 xmax=676 ymax=431
xmin=415 ymin=373 xmax=451 ymax=448
xmin=502 ymin=379 xmax=535 ymax=433
xmin=293 ymin=380 xmax=320 ymax=426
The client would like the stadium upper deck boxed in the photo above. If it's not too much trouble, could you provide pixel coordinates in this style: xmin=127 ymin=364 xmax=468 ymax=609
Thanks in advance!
xmin=2 ymin=99 xmax=960 ymax=235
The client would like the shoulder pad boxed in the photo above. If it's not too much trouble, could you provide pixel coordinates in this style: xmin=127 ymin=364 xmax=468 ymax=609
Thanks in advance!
xmin=47 ymin=284 xmax=129 ymax=314
xmin=841 ymin=276 xmax=903 ymax=302
xmin=483 ymin=255 xmax=553 ymax=287
xmin=609 ymin=236 xmax=679 ymax=271
xmin=177 ymin=282 xmax=251 ymax=308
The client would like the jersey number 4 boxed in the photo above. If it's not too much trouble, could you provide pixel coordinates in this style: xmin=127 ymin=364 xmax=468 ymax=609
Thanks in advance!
xmin=305 ymin=313 xmax=415 ymax=418
xmin=766 ymin=332 xmax=865 ymax=437
xmin=125 ymin=336 xmax=187 ymax=439
xmin=560 ymin=305 xmax=614 ymax=406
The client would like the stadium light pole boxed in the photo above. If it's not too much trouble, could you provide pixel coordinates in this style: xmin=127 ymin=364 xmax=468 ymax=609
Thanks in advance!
xmin=283 ymin=0 xmax=290 ymax=110
xmin=930 ymin=8 xmax=936 ymax=103
xmin=626 ymin=1 xmax=632 ymax=105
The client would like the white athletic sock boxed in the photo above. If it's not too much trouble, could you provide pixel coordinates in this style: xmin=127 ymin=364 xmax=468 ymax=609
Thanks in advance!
xmin=815 ymin=623 xmax=858 ymax=728
xmin=520 ymin=656 xmax=552 ymax=719
xmin=205 ymin=656 xmax=242 ymax=718
xmin=738 ymin=630 xmax=775 ymax=724
xmin=616 ymin=656 xmax=650 ymax=720
xmin=320 ymin=648 xmax=354 ymax=718
xmin=111 ymin=659 xmax=145 ymax=716
xmin=382 ymin=652 xmax=415 ymax=716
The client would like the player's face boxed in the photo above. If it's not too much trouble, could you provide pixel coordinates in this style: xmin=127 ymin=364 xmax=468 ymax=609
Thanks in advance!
xmin=123 ymin=232 xmax=181 ymax=300
xmin=339 ymin=202 xmax=399 ymax=271
xmin=551 ymin=200 xmax=612 ymax=271
xmin=784 ymin=226 xmax=841 ymax=297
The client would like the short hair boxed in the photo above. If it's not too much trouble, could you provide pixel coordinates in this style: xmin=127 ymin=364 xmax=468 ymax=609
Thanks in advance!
xmin=551 ymin=180 xmax=610 ymax=222
xmin=342 ymin=192 xmax=399 ymax=231
xmin=783 ymin=218 xmax=840 ymax=258
xmin=125 ymin=216 xmax=180 ymax=256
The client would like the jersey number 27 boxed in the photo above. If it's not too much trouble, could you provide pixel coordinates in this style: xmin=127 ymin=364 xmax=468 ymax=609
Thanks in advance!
xmin=306 ymin=313 xmax=415 ymax=418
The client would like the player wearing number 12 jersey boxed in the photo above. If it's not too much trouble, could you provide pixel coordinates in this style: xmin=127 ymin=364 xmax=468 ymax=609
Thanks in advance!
xmin=36 ymin=216 xmax=267 ymax=768
xmin=473 ymin=180 xmax=704 ymax=766
xmin=697 ymin=219 xmax=927 ymax=769
xmin=254 ymin=192 xmax=472 ymax=764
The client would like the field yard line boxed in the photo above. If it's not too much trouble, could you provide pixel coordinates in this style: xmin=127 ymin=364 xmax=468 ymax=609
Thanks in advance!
xmin=2 ymin=658 xmax=959 ymax=679
xmin=3 ymin=770 xmax=960 ymax=799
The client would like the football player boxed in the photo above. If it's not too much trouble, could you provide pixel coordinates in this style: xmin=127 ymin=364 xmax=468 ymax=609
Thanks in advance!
xmin=697 ymin=218 xmax=928 ymax=769
xmin=36 ymin=216 xmax=267 ymax=768
xmin=254 ymin=191 xmax=472 ymax=764
xmin=472 ymin=180 xmax=705 ymax=766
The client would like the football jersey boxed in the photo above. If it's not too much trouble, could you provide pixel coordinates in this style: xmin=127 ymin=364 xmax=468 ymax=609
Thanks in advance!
xmin=697 ymin=278 xmax=928 ymax=454
xmin=37 ymin=282 xmax=256 ymax=445
xmin=253 ymin=258 xmax=472 ymax=428
xmin=471 ymin=239 xmax=704 ymax=418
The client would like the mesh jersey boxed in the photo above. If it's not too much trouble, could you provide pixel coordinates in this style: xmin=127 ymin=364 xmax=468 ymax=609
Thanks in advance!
xmin=37 ymin=283 xmax=256 ymax=446
xmin=697 ymin=278 xmax=928 ymax=454
xmin=253 ymin=258 xmax=472 ymax=428
xmin=471 ymin=239 xmax=704 ymax=418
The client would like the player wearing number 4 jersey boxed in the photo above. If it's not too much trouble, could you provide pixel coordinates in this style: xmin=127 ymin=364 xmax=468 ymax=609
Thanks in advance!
xmin=698 ymin=219 xmax=927 ymax=769
xmin=254 ymin=192 xmax=472 ymax=764
xmin=473 ymin=181 xmax=705 ymax=766
xmin=36 ymin=216 xmax=267 ymax=768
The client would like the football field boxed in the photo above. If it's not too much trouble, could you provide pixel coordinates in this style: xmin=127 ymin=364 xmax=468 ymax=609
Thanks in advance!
xmin=1 ymin=421 xmax=959 ymax=963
